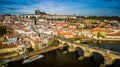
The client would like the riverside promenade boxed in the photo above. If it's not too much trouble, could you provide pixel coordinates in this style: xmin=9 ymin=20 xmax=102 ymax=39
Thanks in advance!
xmin=4 ymin=46 xmax=59 ymax=63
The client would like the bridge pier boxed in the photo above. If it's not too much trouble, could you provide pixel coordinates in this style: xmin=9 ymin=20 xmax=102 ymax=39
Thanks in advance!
xmin=62 ymin=51 xmax=68 ymax=54
xmin=78 ymin=56 xmax=84 ymax=60
xmin=57 ymin=39 xmax=120 ymax=67
xmin=78 ymin=50 xmax=93 ymax=60
xmin=83 ymin=50 xmax=93 ymax=57
xmin=68 ymin=44 xmax=77 ymax=52
xmin=99 ymin=56 xmax=114 ymax=67
xmin=104 ymin=57 xmax=114 ymax=66
xmin=99 ymin=64 xmax=105 ymax=67
xmin=58 ymin=43 xmax=65 ymax=49
xmin=68 ymin=47 xmax=76 ymax=52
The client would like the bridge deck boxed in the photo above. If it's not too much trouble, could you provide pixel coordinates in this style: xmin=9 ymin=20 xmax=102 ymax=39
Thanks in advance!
xmin=57 ymin=39 xmax=120 ymax=56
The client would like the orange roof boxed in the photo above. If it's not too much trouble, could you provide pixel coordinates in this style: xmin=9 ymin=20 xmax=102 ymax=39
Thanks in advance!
xmin=79 ymin=35 xmax=89 ymax=38
xmin=58 ymin=30 xmax=73 ymax=35
xmin=93 ymin=28 xmax=111 ymax=33
xmin=106 ymin=32 xmax=120 ymax=36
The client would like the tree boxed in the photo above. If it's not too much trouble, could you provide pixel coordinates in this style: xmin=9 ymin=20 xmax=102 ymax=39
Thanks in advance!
xmin=0 ymin=26 xmax=7 ymax=35
xmin=97 ymin=31 xmax=105 ymax=38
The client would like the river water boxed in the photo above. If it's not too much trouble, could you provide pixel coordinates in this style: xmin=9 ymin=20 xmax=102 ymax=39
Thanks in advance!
xmin=8 ymin=41 xmax=120 ymax=67
xmin=88 ymin=41 xmax=120 ymax=52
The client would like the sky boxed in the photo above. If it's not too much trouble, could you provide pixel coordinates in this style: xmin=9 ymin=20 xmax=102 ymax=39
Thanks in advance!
xmin=0 ymin=0 xmax=120 ymax=16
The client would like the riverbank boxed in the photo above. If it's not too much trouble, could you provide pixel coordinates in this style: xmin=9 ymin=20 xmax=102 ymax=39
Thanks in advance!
xmin=8 ymin=49 xmax=100 ymax=67
xmin=3 ymin=38 xmax=120 ymax=63
xmin=92 ymin=38 xmax=120 ymax=41
xmin=4 ymin=46 xmax=59 ymax=63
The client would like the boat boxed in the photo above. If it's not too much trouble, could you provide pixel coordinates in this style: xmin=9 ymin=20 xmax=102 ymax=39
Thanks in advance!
xmin=0 ymin=61 xmax=8 ymax=67
xmin=22 ymin=55 xmax=44 ymax=64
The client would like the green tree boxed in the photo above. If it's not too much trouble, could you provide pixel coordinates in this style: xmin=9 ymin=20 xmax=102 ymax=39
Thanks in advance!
xmin=97 ymin=32 xmax=105 ymax=38
xmin=0 ymin=26 xmax=7 ymax=35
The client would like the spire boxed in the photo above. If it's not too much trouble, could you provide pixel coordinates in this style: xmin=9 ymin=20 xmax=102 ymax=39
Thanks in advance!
xmin=74 ymin=13 xmax=76 ymax=16
xmin=55 ymin=13 xmax=57 ymax=15
xmin=35 ymin=8 xmax=47 ymax=15
xmin=37 ymin=8 xmax=40 ymax=15
xmin=38 ymin=8 xmax=39 ymax=11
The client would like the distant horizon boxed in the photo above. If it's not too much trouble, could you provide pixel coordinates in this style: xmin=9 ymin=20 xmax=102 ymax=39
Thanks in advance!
xmin=0 ymin=13 xmax=120 ymax=17
xmin=0 ymin=0 xmax=120 ymax=16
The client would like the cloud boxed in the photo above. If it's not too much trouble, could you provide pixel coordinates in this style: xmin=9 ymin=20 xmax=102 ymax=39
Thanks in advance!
xmin=0 ymin=0 xmax=120 ymax=16
xmin=0 ymin=6 xmax=20 ymax=10
xmin=0 ymin=0 xmax=89 ymax=15
xmin=102 ymin=0 xmax=120 ymax=2
xmin=0 ymin=11 xmax=29 ymax=14
xmin=28 ymin=1 xmax=69 ymax=14
xmin=108 ymin=6 xmax=120 ymax=10
xmin=0 ymin=0 xmax=17 ymax=5
xmin=102 ymin=0 xmax=113 ymax=2
xmin=0 ymin=0 xmax=36 ymax=6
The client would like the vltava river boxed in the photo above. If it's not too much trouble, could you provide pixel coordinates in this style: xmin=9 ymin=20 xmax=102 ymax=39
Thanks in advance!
xmin=8 ymin=41 xmax=120 ymax=67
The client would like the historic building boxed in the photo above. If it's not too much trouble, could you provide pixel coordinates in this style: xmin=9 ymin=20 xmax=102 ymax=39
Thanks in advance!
xmin=19 ymin=9 xmax=76 ymax=19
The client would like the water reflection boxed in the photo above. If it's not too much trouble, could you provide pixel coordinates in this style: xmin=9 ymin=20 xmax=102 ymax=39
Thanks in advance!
xmin=8 ymin=41 xmax=120 ymax=67
xmin=8 ymin=49 xmax=98 ymax=67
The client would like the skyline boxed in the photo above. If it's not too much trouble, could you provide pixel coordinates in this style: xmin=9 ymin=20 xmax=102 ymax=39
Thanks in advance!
xmin=0 ymin=0 xmax=120 ymax=16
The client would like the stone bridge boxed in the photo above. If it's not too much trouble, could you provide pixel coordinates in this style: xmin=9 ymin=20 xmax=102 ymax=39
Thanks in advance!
xmin=57 ymin=39 xmax=120 ymax=67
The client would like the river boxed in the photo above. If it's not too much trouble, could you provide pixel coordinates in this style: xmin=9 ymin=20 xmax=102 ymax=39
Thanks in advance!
xmin=88 ymin=40 xmax=120 ymax=52
xmin=8 ymin=41 xmax=120 ymax=67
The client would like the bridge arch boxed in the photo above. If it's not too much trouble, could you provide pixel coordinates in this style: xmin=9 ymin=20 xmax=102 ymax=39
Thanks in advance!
xmin=57 ymin=39 xmax=120 ymax=67
xmin=56 ymin=40 xmax=60 ymax=44
xmin=62 ymin=43 xmax=69 ymax=51
xmin=57 ymin=40 xmax=68 ymax=48
xmin=63 ymin=42 xmax=69 ymax=46
xmin=91 ymin=52 xmax=105 ymax=65
xmin=76 ymin=47 xmax=85 ymax=60
xmin=77 ymin=47 xmax=84 ymax=57
xmin=112 ymin=59 xmax=120 ymax=67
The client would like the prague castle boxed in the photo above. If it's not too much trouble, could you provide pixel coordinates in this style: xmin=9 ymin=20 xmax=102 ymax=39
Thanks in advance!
xmin=20 ymin=9 xmax=76 ymax=19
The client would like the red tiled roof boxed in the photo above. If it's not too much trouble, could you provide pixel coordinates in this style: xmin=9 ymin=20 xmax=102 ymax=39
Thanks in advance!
xmin=58 ymin=30 xmax=73 ymax=35
xmin=93 ymin=28 xmax=112 ymax=33
xmin=106 ymin=32 xmax=120 ymax=36
xmin=79 ymin=35 xmax=89 ymax=38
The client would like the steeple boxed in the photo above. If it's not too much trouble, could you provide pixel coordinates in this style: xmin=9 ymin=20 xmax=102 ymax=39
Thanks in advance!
xmin=74 ymin=13 xmax=76 ymax=16
xmin=35 ymin=8 xmax=40 ymax=15
xmin=35 ymin=8 xmax=47 ymax=15
xmin=55 ymin=13 xmax=57 ymax=16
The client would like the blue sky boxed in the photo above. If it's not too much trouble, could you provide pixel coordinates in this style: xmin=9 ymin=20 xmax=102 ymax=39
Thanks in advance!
xmin=0 ymin=0 xmax=120 ymax=16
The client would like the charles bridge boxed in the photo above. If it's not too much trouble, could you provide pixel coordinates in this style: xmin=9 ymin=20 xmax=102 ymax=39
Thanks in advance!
xmin=57 ymin=38 xmax=120 ymax=67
